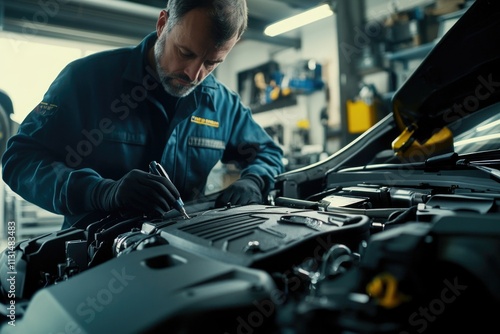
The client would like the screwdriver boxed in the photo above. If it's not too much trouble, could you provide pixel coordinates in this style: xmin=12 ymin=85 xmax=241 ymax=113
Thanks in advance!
xmin=149 ymin=161 xmax=191 ymax=219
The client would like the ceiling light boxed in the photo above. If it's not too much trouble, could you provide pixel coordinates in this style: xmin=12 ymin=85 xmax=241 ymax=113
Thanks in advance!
xmin=264 ymin=4 xmax=334 ymax=37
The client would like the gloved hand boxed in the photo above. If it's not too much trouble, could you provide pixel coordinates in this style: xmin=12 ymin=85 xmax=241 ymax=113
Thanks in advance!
xmin=91 ymin=169 xmax=180 ymax=215
xmin=215 ymin=174 xmax=264 ymax=208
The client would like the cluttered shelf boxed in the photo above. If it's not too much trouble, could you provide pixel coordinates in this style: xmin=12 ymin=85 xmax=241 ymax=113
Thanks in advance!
xmin=250 ymin=94 xmax=298 ymax=114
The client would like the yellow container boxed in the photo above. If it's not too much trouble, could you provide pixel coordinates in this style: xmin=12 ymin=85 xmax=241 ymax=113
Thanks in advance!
xmin=347 ymin=99 xmax=376 ymax=134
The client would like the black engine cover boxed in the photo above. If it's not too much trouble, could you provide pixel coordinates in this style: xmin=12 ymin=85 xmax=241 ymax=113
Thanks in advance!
xmin=142 ymin=204 xmax=371 ymax=272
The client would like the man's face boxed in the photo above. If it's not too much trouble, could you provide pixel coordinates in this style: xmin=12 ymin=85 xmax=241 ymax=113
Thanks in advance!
xmin=153 ymin=8 xmax=238 ymax=97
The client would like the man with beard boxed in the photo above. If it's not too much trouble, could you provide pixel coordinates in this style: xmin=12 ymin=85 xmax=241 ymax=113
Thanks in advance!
xmin=2 ymin=0 xmax=284 ymax=229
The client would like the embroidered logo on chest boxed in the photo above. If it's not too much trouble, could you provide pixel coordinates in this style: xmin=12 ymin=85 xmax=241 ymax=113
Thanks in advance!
xmin=190 ymin=116 xmax=219 ymax=128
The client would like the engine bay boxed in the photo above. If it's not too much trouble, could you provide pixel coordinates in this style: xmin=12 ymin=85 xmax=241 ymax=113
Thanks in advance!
xmin=2 ymin=176 xmax=499 ymax=333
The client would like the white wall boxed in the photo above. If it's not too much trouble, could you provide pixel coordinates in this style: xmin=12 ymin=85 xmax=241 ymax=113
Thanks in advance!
xmin=0 ymin=32 xmax=117 ymax=124
xmin=300 ymin=18 xmax=340 ymax=147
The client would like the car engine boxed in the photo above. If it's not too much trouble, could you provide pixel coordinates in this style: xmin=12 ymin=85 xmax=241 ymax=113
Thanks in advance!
xmin=1 ymin=177 xmax=499 ymax=333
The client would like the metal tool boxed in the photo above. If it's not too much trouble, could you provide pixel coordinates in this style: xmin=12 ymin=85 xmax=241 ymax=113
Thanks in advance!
xmin=149 ymin=161 xmax=191 ymax=219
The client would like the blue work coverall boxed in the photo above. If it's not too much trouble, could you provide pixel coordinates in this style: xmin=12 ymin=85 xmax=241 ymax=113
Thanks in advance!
xmin=2 ymin=32 xmax=284 ymax=229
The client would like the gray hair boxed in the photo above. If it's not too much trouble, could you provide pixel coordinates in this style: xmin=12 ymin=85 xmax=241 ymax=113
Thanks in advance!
xmin=165 ymin=0 xmax=248 ymax=46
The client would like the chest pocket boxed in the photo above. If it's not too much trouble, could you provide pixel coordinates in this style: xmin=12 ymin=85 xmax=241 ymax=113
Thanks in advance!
xmin=103 ymin=131 xmax=147 ymax=145
xmin=91 ymin=131 xmax=149 ymax=175
xmin=188 ymin=137 xmax=225 ymax=150
xmin=187 ymin=137 xmax=226 ymax=168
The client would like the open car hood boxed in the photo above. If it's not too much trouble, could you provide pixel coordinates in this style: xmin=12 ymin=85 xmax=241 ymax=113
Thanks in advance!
xmin=392 ymin=0 xmax=500 ymax=142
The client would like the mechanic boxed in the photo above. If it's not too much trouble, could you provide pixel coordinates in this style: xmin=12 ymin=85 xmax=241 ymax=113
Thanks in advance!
xmin=1 ymin=0 xmax=284 ymax=229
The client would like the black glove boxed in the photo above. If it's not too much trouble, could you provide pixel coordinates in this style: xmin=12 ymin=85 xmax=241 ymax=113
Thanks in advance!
xmin=215 ymin=174 xmax=264 ymax=208
xmin=91 ymin=169 xmax=180 ymax=215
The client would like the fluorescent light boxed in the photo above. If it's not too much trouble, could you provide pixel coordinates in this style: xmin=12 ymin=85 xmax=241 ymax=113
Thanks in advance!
xmin=264 ymin=4 xmax=333 ymax=37
xmin=455 ymin=134 xmax=500 ymax=147
xmin=476 ymin=119 xmax=500 ymax=132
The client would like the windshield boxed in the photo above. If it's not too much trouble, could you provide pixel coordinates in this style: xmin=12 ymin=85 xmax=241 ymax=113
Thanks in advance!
xmin=451 ymin=102 xmax=500 ymax=154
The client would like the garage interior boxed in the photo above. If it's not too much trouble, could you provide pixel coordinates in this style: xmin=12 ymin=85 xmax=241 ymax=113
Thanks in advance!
xmin=0 ymin=0 xmax=471 ymax=239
